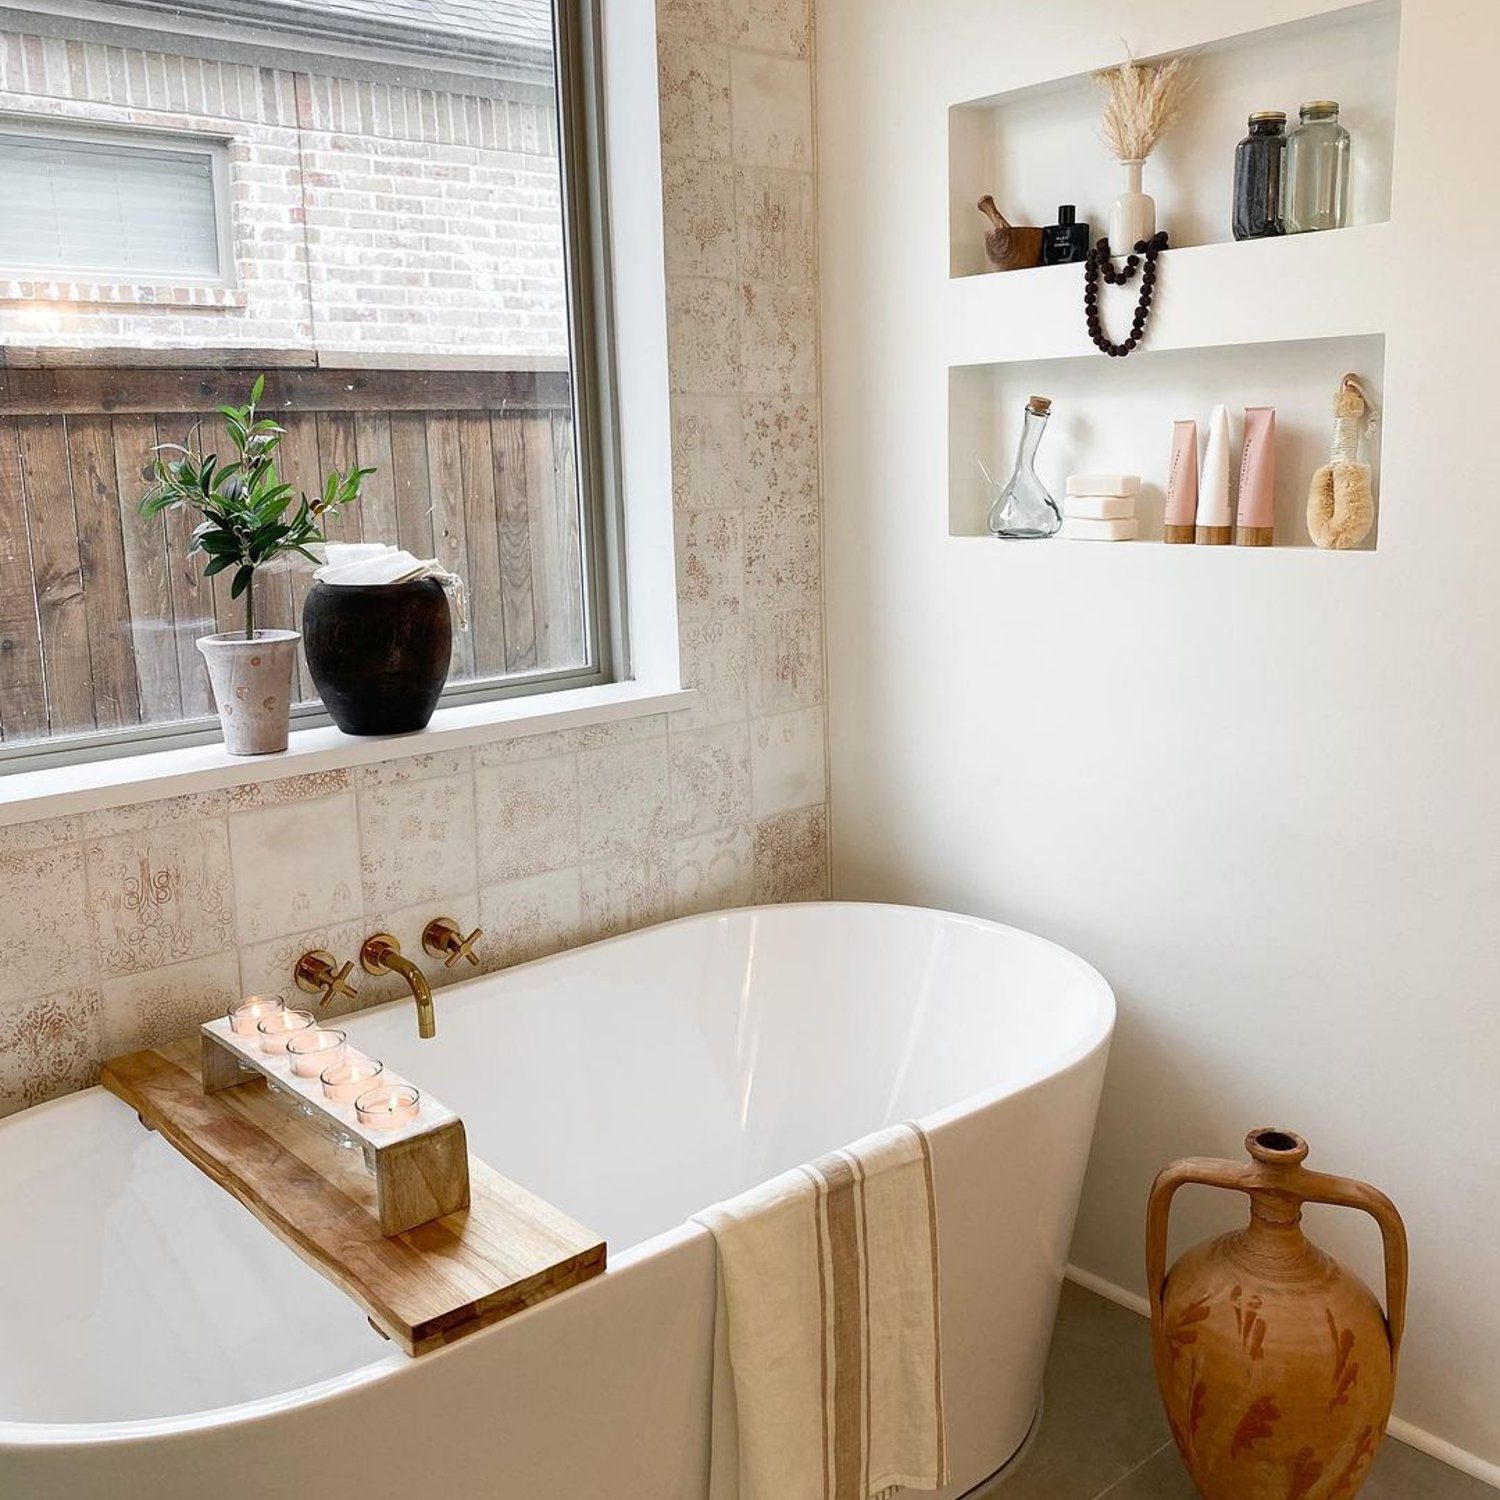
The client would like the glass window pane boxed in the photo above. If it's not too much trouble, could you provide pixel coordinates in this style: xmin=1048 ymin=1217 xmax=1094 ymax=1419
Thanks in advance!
xmin=0 ymin=0 xmax=600 ymax=758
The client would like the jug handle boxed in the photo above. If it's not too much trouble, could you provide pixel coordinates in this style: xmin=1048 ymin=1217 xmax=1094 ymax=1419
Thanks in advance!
xmin=1294 ymin=1166 xmax=1409 ymax=1373
xmin=1145 ymin=1157 xmax=1250 ymax=1324
xmin=1145 ymin=1158 xmax=1408 ymax=1372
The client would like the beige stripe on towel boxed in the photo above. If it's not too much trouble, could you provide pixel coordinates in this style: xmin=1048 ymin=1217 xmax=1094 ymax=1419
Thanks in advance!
xmin=693 ymin=1122 xmax=947 ymax=1500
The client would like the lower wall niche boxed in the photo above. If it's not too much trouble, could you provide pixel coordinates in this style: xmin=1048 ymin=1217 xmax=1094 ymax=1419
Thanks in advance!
xmin=949 ymin=332 xmax=1386 ymax=547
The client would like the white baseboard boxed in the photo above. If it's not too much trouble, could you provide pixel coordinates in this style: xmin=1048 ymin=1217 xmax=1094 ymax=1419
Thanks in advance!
xmin=1062 ymin=1265 xmax=1500 ymax=1492
xmin=1064 ymin=1262 xmax=1150 ymax=1319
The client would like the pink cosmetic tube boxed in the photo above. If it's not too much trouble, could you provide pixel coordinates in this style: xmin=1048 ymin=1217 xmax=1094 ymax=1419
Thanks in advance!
xmin=1165 ymin=420 xmax=1198 ymax=544
xmin=1236 ymin=406 xmax=1276 ymax=546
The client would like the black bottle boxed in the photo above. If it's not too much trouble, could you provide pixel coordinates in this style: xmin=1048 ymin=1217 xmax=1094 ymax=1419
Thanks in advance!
xmin=1233 ymin=111 xmax=1287 ymax=240
xmin=1040 ymin=205 xmax=1091 ymax=265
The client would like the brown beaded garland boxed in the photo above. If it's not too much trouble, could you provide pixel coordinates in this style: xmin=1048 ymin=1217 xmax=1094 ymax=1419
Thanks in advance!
xmin=1083 ymin=230 xmax=1168 ymax=357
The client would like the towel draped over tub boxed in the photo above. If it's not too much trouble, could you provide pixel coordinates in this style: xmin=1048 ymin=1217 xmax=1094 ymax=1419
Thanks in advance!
xmin=691 ymin=1121 xmax=948 ymax=1500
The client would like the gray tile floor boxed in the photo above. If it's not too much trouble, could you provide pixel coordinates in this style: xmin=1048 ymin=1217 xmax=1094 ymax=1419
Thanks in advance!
xmin=970 ymin=1282 xmax=1493 ymax=1499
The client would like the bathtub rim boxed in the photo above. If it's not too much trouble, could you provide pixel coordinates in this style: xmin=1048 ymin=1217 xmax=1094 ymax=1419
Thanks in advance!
xmin=0 ymin=899 xmax=1115 ymax=1450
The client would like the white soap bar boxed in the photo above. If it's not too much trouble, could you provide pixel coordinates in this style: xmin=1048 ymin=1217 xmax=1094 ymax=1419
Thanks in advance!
xmin=1065 ymin=495 xmax=1135 ymax=521
xmin=1067 ymin=473 xmax=1141 ymax=498
xmin=1062 ymin=516 xmax=1139 ymax=542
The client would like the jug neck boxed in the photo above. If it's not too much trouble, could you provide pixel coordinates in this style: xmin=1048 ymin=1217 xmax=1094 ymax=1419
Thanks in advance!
xmin=1241 ymin=1128 xmax=1314 ymax=1250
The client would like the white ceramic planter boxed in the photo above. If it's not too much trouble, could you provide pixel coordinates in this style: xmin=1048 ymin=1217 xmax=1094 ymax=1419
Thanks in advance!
xmin=196 ymin=630 xmax=300 ymax=755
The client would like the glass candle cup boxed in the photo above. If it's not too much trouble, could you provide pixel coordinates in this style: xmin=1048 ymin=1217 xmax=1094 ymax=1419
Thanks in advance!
xmin=320 ymin=1054 xmax=384 ymax=1104
xmin=355 ymin=1084 xmax=421 ymax=1130
xmin=285 ymin=1027 xmax=348 ymax=1078
xmin=228 ymin=994 xmax=285 ymax=1037
xmin=257 ymin=1007 xmax=315 ymax=1055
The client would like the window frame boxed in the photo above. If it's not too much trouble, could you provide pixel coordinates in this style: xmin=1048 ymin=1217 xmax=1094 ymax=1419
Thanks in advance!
xmin=0 ymin=115 xmax=237 ymax=290
xmin=0 ymin=0 xmax=635 ymax=776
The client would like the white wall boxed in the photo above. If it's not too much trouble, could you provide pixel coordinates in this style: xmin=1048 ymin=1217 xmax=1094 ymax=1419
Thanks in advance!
xmin=818 ymin=0 xmax=1500 ymax=1475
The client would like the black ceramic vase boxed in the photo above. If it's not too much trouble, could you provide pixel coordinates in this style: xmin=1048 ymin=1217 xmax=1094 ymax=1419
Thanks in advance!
xmin=303 ymin=579 xmax=452 ymax=735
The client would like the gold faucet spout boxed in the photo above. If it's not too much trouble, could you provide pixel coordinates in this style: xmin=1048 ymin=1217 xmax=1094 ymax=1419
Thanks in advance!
xmin=360 ymin=933 xmax=436 ymax=1039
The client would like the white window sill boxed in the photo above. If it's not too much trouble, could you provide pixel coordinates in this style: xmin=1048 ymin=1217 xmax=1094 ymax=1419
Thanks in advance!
xmin=0 ymin=681 xmax=693 ymax=829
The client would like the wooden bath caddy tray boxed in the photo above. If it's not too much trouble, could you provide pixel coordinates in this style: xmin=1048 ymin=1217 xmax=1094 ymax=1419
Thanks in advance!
xmin=101 ymin=1029 xmax=606 ymax=1356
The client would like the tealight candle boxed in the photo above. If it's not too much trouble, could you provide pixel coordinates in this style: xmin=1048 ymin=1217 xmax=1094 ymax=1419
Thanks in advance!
xmin=320 ymin=1054 xmax=384 ymax=1104
xmin=228 ymin=994 xmax=285 ymax=1037
xmin=355 ymin=1084 xmax=421 ymax=1130
xmin=257 ymin=1007 xmax=315 ymax=1055
xmin=285 ymin=1027 xmax=348 ymax=1078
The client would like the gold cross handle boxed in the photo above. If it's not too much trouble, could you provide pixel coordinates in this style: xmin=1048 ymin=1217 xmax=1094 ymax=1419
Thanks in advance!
xmin=293 ymin=949 xmax=361 ymax=1008
xmin=422 ymin=916 xmax=483 ymax=969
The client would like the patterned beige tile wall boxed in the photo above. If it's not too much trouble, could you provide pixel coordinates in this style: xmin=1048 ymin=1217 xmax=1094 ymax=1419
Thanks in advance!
xmin=0 ymin=0 xmax=828 ymax=1119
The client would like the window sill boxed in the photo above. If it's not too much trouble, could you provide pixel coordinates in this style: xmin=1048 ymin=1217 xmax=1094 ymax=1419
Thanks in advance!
xmin=0 ymin=681 xmax=694 ymax=829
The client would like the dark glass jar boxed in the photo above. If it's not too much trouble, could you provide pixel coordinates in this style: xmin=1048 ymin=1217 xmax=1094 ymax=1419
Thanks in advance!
xmin=1233 ymin=111 xmax=1287 ymax=240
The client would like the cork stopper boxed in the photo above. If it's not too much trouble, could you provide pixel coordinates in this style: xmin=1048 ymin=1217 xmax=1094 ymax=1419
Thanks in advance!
xmin=1026 ymin=396 xmax=1052 ymax=417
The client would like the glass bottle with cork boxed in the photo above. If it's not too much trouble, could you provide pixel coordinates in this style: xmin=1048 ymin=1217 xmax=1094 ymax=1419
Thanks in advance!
xmin=984 ymin=396 xmax=1062 ymax=539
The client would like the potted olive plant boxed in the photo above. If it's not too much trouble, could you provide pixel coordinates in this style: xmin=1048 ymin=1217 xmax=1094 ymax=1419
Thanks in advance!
xmin=142 ymin=376 xmax=371 ymax=755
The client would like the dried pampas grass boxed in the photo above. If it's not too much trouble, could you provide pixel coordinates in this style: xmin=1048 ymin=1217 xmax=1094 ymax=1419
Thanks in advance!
xmin=1093 ymin=49 xmax=1196 ymax=163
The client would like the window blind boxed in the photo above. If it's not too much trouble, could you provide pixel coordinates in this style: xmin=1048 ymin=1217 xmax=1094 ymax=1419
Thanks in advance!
xmin=0 ymin=130 xmax=223 ymax=280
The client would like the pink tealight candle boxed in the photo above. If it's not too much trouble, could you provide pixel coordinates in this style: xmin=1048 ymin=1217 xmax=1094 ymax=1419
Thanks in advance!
xmin=285 ymin=1027 xmax=348 ymax=1078
xmin=321 ymin=1054 xmax=384 ymax=1104
xmin=228 ymin=994 xmax=285 ymax=1037
xmin=355 ymin=1084 xmax=421 ymax=1130
xmin=257 ymin=1007 xmax=315 ymax=1055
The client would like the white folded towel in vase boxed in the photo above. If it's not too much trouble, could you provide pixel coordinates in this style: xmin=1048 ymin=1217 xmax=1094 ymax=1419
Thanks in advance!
xmin=691 ymin=1122 xmax=947 ymax=1500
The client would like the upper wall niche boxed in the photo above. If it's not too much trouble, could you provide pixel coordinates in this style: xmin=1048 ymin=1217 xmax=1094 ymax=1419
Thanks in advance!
xmin=948 ymin=0 xmax=1401 ymax=278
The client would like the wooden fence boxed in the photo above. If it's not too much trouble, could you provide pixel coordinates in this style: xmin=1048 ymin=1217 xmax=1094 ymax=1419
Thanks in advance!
xmin=0 ymin=365 xmax=584 ymax=745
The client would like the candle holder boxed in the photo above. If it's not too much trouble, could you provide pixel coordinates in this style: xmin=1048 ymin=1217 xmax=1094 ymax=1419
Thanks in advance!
xmin=257 ymin=1007 xmax=315 ymax=1055
xmin=356 ymin=1084 xmax=422 ymax=1130
xmin=321 ymin=1054 xmax=384 ymax=1104
xmin=229 ymin=994 xmax=285 ymax=1037
xmin=195 ymin=1016 xmax=468 ymax=1236
xmin=286 ymin=1027 xmax=348 ymax=1078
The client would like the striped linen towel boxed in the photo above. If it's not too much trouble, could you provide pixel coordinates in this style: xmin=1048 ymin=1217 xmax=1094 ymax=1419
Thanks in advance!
xmin=691 ymin=1122 xmax=948 ymax=1500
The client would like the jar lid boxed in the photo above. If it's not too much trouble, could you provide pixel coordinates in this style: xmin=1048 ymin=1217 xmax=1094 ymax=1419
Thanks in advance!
xmin=1248 ymin=110 xmax=1286 ymax=124
xmin=1300 ymin=99 xmax=1340 ymax=116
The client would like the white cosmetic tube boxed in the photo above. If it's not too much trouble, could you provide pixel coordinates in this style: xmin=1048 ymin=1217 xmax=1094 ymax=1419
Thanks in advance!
xmin=1196 ymin=403 xmax=1233 ymax=545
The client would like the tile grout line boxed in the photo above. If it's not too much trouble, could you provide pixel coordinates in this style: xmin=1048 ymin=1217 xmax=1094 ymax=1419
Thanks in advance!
xmin=1089 ymin=1439 xmax=1176 ymax=1500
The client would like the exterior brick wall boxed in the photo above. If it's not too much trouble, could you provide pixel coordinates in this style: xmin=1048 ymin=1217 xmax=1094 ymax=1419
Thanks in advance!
xmin=0 ymin=28 xmax=566 ymax=358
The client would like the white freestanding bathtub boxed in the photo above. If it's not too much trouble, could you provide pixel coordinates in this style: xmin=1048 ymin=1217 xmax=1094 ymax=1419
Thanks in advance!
xmin=0 ymin=902 xmax=1113 ymax=1500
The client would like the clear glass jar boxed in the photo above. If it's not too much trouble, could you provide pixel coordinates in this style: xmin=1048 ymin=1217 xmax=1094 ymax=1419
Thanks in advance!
xmin=985 ymin=396 xmax=1061 ymax=539
xmin=1233 ymin=111 xmax=1287 ymax=240
xmin=1285 ymin=101 xmax=1350 ymax=234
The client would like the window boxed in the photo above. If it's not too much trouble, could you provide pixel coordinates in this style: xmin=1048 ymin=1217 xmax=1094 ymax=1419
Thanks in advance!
xmin=0 ymin=0 xmax=623 ymax=768
xmin=0 ymin=124 xmax=231 ymax=284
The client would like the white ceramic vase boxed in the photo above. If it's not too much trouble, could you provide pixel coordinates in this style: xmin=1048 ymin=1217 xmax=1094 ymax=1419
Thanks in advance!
xmin=197 ymin=630 xmax=300 ymax=755
xmin=1108 ymin=159 xmax=1157 ymax=257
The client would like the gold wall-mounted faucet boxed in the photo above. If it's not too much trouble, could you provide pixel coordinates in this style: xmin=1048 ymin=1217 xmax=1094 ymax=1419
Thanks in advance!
xmin=360 ymin=932 xmax=436 ymax=1040
xmin=294 ymin=949 xmax=361 ymax=1009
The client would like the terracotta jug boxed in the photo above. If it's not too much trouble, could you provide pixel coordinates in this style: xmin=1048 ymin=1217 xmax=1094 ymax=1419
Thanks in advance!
xmin=1147 ymin=1129 xmax=1408 ymax=1500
